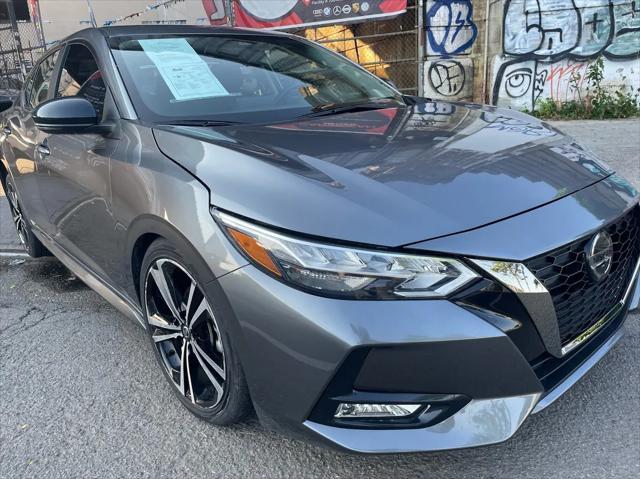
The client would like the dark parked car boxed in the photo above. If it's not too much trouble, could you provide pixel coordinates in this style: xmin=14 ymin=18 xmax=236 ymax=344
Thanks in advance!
xmin=1 ymin=26 xmax=638 ymax=453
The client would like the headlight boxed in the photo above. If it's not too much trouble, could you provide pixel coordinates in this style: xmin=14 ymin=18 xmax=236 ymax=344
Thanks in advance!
xmin=216 ymin=211 xmax=479 ymax=299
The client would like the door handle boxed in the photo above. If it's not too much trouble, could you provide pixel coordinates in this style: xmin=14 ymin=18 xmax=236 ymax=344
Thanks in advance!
xmin=37 ymin=143 xmax=50 ymax=156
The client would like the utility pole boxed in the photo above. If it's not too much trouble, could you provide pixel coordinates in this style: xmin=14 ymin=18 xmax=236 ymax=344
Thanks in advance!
xmin=417 ymin=0 xmax=424 ymax=97
xmin=86 ymin=0 xmax=98 ymax=27
xmin=226 ymin=0 xmax=234 ymax=26
xmin=35 ymin=0 xmax=46 ymax=47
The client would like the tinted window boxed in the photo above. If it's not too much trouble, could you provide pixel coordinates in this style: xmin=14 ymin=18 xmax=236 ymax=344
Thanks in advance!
xmin=57 ymin=44 xmax=106 ymax=119
xmin=25 ymin=50 xmax=60 ymax=109
xmin=110 ymin=34 xmax=400 ymax=124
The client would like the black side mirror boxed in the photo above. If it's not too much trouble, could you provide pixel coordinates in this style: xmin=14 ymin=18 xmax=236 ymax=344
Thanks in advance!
xmin=0 ymin=95 xmax=13 ymax=113
xmin=33 ymin=96 xmax=98 ymax=134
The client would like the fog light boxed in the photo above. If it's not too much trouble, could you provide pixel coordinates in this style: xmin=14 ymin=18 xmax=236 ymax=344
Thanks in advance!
xmin=334 ymin=403 xmax=423 ymax=419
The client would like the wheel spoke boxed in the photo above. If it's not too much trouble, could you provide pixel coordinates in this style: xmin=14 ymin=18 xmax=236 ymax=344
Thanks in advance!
xmin=148 ymin=313 xmax=181 ymax=331
xmin=6 ymin=185 xmax=27 ymax=245
xmin=192 ymin=339 xmax=225 ymax=380
xmin=188 ymin=297 xmax=208 ymax=328
xmin=185 ymin=343 xmax=196 ymax=405
xmin=178 ymin=338 xmax=186 ymax=395
xmin=152 ymin=331 xmax=182 ymax=342
xmin=185 ymin=281 xmax=196 ymax=320
xmin=192 ymin=344 xmax=224 ymax=397
xmin=7 ymin=189 xmax=18 ymax=209
xmin=150 ymin=262 xmax=183 ymax=322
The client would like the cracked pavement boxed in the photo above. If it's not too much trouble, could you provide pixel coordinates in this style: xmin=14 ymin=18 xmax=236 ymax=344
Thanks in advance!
xmin=0 ymin=258 xmax=638 ymax=478
xmin=1 ymin=119 xmax=639 ymax=478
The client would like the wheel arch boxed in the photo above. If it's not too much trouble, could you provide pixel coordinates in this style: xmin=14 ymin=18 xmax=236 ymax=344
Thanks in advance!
xmin=127 ymin=214 xmax=217 ymax=303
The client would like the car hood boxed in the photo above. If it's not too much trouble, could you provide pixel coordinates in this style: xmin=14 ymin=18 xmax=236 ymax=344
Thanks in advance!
xmin=153 ymin=100 xmax=612 ymax=247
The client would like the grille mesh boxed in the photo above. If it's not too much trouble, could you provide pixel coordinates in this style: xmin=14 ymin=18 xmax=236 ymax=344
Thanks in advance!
xmin=525 ymin=207 xmax=640 ymax=345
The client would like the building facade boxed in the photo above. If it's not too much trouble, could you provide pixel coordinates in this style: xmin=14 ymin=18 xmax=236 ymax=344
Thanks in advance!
xmin=2 ymin=0 xmax=639 ymax=110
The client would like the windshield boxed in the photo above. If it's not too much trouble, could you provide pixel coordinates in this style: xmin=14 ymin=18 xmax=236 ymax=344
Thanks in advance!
xmin=109 ymin=33 xmax=402 ymax=124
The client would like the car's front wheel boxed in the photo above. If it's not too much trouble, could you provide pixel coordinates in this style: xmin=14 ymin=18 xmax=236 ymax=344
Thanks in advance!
xmin=140 ymin=238 xmax=251 ymax=424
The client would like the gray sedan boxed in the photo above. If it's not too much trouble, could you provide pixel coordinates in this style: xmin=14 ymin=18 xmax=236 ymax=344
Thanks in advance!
xmin=1 ymin=25 xmax=638 ymax=453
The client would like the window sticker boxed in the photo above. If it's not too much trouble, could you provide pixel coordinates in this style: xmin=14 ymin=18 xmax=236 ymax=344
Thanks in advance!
xmin=139 ymin=38 xmax=229 ymax=101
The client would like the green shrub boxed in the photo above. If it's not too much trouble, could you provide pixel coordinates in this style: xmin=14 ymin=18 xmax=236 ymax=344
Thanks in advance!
xmin=524 ymin=57 xmax=640 ymax=120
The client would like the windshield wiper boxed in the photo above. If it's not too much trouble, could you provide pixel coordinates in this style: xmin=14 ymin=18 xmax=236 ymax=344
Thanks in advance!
xmin=161 ymin=119 xmax=243 ymax=127
xmin=303 ymin=97 xmax=405 ymax=118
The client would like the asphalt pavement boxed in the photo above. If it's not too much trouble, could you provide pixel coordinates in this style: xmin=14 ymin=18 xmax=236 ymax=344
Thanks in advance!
xmin=1 ymin=119 xmax=639 ymax=478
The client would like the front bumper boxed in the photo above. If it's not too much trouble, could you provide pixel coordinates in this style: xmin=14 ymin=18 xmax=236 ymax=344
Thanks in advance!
xmin=215 ymin=254 xmax=637 ymax=453
xmin=209 ymin=179 xmax=638 ymax=453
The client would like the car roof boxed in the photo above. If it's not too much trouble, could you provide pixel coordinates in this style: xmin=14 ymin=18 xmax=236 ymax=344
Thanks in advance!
xmin=62 ymin=25 xmax=286 ymax=43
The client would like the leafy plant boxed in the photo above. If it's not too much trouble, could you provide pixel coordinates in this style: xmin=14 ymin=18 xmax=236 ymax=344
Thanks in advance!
xmin=524 ymin=57 xmax=640 ymax=120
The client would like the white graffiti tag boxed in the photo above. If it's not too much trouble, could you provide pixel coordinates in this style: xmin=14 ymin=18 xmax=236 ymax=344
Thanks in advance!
xmin=503 ymin=0 xmax=640 ymax=59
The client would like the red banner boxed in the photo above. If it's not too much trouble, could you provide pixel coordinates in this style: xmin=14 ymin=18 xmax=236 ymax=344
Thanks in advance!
xmin=201 ymin=0 xmax=228 ymax=26
xmin=27 ymin=0 xmax=41 ymax=23
xmin=232 ymin=0 xmax=407 ymax=29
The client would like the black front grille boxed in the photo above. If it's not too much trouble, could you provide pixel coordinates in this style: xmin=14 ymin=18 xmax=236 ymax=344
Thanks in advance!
xmin=525 ymin=207 xmax=640 ymax=345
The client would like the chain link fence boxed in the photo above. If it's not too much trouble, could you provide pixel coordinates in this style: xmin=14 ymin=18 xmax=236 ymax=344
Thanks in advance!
xmin=294 ymin=0 xmax=420 ymax=95
xmin=1 ymin=0 xmax=421 ymax=94
xmin=0 ymin=0 xmax=46 ymax=91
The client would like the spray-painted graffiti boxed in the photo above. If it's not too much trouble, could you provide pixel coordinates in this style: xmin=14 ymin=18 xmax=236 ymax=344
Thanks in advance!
xmin=608 ymin=0 xmax=640 ymax=58
xmin=424 ymin=1 xmax=476 ymax=100
xmin=494 ymin=0 xmax=640 ymax=109
xmin=425 ymin=0 xmax=478 ymax=56
xmin=428 ymin=60 xmax=466 ymax=96
xmin=425 ymin=57 xmax=474 ymax=99
xmin=503 ymin=0 xmax=640 ymax=60
xmin=493 ymin=57 xmax=591 ymax=109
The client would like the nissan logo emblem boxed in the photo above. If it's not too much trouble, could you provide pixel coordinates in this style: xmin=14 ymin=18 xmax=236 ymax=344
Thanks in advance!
xmin=585 ymin=231 xmax=613 ymax=281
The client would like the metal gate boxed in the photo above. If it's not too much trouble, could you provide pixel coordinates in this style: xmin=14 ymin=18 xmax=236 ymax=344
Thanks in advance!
xmin=0 ymin=0 xmax=46 ymax=90
xmin=294 ymin=0 xmax=421 ymax=95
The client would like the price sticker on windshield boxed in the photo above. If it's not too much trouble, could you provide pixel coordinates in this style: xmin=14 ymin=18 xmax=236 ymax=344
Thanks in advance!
xmin=139 ymin=38 xmax=230 ymax=101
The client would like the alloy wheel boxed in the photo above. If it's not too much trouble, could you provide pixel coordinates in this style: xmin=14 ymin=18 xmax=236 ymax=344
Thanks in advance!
xmin=144 ymin=258 xmax=226 ymax=408
xmin=6 ymin=180 xmax=28 ymax=246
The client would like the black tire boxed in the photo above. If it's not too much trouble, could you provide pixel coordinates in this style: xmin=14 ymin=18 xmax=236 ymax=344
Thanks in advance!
xmin=140 ymin=237 xmax=251 ymax=425
xmin=4 ymin=174 xmax=49 ymax=258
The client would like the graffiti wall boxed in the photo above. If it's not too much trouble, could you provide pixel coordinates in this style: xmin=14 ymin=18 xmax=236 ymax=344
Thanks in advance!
xmin=491 ymin=0 xmax=640 ymax=109
xmin=424 ymin=0 xmax=478 ymax=100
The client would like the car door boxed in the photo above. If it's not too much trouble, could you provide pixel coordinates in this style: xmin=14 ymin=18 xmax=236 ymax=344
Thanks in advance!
xmin=37 ymin=42 xmax=119 ymax=280
xmin=2 ymin=48 xmax=61 ymax=229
